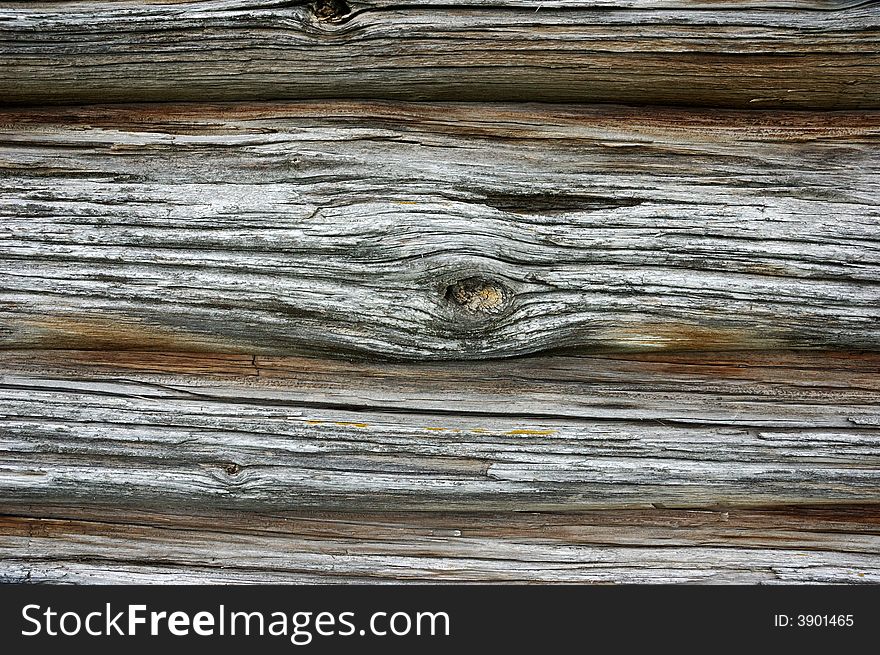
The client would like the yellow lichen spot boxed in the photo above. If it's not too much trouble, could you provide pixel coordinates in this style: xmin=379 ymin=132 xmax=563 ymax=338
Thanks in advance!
xmin=424 ymin=427 xmax=449 ymax=432
xmin=471 ymin=428 xmax=488 ymax=433
xmin=335 ymin=421 xmax=368 ymax=428
xmin=305 ymin=420 xmax=324 ymax=425
xmin=506 ymin=429 xmax=557 ymax=436
xmin=396 ymin=201 xmax=418 ymax=205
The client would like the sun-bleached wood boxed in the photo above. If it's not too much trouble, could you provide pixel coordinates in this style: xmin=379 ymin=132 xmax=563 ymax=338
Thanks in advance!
xmin=1 ymin=505 xmax=878 ymax=583
xmin=1 ymin=349 xmax=878 ymax=512
xmin=1 ymin=1 xmax=879 ymax=108
xmin=1 ymin=102 xmax=879 ymax=359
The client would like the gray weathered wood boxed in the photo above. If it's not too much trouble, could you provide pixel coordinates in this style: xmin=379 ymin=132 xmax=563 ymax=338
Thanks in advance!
xmin=1 ymin=349 xmax=878 ymax=511
xmin=1 ymin=1 xmax=879 ymax=108
xmin=2 ymin=102 xmax=879 ymax=359
xmin=2 ymin=505 xmax=878 ymax=583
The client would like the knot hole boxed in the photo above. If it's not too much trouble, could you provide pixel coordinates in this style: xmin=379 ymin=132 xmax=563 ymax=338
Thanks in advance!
xmin=314 ymin=0 xmax=351 ymax=21
xmin=445 ymin=277 xmax=509 ymax=316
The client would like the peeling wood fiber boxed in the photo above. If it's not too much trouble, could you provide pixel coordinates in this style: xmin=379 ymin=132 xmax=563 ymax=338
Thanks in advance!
xmin=1 ymin=102 xmax=879 ymax=359
xmin=1 ymin=1 xmax=879 ymax=108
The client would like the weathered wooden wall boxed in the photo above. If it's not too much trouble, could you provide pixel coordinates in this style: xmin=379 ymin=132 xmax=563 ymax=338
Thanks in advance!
xmin=2 ymin=348 xmax=878 ymax=582
xmin=1 ymin=1 xmax=879 ymax=584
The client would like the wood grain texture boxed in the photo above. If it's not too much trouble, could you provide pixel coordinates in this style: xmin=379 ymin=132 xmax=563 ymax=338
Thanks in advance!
xmin=1 ymin=1 xmax=879 ymax=108
xmin=1 ymin=349 xmax=878 ymax=512
xmin=1 ymin=504 xmax=878 ymax=583
xmin=2 ymin=102 xmax=879 ymax=359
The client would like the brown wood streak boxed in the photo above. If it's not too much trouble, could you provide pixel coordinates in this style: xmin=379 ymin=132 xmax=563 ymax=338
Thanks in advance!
xmin=1 ymin=504 xmax=878 ymax=583
xmin=1 ymin=1 xmax=879 ymax=108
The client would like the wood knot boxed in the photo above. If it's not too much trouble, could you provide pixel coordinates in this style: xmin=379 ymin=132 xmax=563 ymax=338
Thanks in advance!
xmin=314 ymin=0 xmax=350 ymax=21
xmin=445 ymin=277 xmax=508 ymax=315
xmin=223 ymin=462 xmax=242 ymax=476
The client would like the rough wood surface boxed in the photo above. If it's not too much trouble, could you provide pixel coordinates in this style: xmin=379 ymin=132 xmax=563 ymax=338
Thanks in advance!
xmin=1 ymin=349 xmax=878 ymax=511
xmin=1 ymin=504 xmax=878 ymax=583
xmin=2 ymin=102 xmax=879 ymax=359
xmin=2 ymin=1 xmax=879 ymax=108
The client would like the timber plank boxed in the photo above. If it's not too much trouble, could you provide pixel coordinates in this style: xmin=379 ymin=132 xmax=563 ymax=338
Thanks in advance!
xmin=0 ymin=1 xmax=879 ymax=108
xmin=1 ymin=349 xmax=878 ymax=511
xmin=1 ymin=102 xmax=879 ymax=359
xmin=1 ymin=505 xmax=878 ymax=583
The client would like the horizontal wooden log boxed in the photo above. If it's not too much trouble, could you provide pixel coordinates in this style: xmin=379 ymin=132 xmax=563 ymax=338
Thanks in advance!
xmin=1 ymin=504 xmax=878 ymax=583
xmin=2 ymin=102 xmax=879 ymax=359
xmin=1 ymin=349 xmax=878 ymax=511
xmin=1 ymin=1 xmax=879 ymax=108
